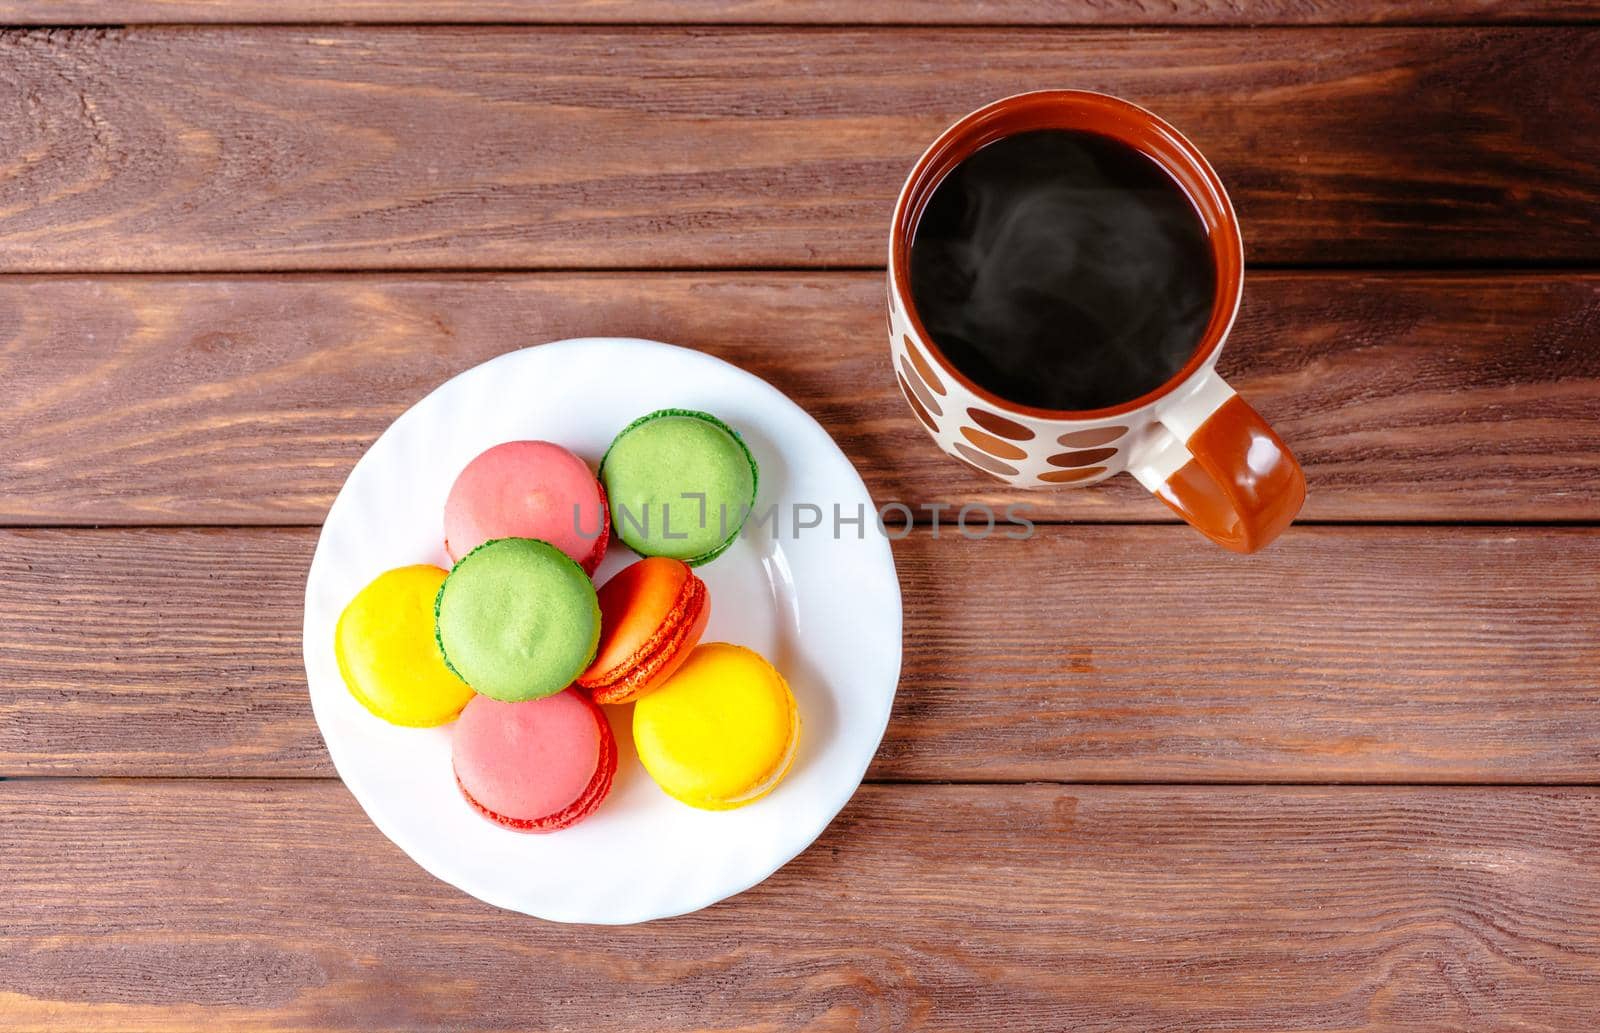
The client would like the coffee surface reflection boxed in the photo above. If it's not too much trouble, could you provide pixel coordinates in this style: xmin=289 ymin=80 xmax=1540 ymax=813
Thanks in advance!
xmin=909 ymin=129 xmax=1216 ymax=412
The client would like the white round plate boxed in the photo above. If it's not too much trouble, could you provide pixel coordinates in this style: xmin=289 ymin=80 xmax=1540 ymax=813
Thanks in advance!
xmin=303 ymin=338 xmax=902 ymax=924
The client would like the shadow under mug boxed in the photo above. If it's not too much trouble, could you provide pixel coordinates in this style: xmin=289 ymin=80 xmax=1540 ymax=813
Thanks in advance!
xmin=888 ymin=90 xmax=1306 ymax=554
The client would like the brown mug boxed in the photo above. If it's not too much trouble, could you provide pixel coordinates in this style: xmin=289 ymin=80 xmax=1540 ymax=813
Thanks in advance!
xmin=888 ymin=90 xmax=1305 ymax=553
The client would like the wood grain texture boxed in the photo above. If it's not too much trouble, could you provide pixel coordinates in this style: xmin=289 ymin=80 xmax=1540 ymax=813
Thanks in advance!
xmin=3 ymin=0 xmax=1595 ymax=24
xmin=2 ymin=272 xmax=1596 ymax=525
xmin=4 ymin=525 xmax=1598 ymax=781
xmin=3 ymin=780 xmax=1599 ymax=1031
xmin=1 ymin=27 xmax=1596 ymax=270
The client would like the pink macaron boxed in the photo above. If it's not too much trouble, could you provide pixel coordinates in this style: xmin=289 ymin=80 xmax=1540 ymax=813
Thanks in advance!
xmin=443 ymin=440 xmax=609 ymax=573
xmin=452 ymin=690 xmax=617 ymax=833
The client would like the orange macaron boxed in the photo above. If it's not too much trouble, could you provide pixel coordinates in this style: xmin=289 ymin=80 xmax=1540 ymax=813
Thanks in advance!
xmin=578 ymin=557 xmax=710 ymax=705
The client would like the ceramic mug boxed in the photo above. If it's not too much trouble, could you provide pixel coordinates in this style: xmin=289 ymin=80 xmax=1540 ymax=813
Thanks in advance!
xmin=888 ymin=90 xmax=1305 ymax=553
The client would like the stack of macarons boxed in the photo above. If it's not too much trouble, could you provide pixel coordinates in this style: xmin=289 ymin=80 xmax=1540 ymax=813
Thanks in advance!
xmin=333 ymin=408 xmax=801 ymax=834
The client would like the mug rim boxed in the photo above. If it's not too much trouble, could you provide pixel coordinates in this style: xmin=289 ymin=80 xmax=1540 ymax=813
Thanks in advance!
xmin=889 ymin=89 xmax=1245 ymax=422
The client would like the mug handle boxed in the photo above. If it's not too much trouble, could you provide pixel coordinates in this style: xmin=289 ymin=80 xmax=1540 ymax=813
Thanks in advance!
xmin=1128 ymin=372 xmax=1306 ymax=553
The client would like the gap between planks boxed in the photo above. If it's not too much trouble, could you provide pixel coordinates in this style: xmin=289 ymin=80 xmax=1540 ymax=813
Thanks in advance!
xmin=5 ymin=20 xmax=1599 ymax=30
xmin=8 ymin=775 xmax=1600 ymax=787
xmin=4 ymin=520 xmax=1599 ymax=530
xmin=2 ymin=261 xmax=1600 ymax=277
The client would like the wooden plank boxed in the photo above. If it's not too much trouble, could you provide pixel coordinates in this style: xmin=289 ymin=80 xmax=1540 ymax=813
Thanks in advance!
xmin=4 ymin=524 xmax=1597 ymax=782
xmin=2 ymin=0 xmax=1595 ymax=25
xmin=3 ymin=780 xmax=1598 ymax=1031
xmin=1 ymin=272 xmax=1595 ymax=525
xmin=1 ymin=27 xmax=1595 ymax=269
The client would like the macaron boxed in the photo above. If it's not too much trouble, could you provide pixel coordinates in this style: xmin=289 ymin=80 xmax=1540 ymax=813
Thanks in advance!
xmin=632 ymin=643 xmax=799 ymax=811
xmin=444 ymin=440 xmax=609 ymax=574
xmin=600 ymin=409 xmax=758 ymax=566
xmin=435 ymin=537 xmax=601 ymax=702
xmin=452 ymin=690 xmax=617 ymax=833
xmin=334 ymin=565 xmax=473 ymax=727
xmin=577 ymin=557 xmax=710 ymax=705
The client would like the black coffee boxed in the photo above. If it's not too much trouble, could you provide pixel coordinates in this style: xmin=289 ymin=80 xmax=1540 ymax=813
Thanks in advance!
xmin=909 ymin=129 xmax=1215 ymax=411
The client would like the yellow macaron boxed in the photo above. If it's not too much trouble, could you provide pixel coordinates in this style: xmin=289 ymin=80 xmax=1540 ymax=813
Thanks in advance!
xmin=632 ymin=643 xmax=800 ymax=810
xmin=335 ymin=565 xmax=474 ymax=727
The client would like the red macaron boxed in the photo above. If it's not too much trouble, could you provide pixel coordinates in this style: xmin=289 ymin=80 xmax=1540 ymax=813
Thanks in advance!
xmin=577 ymin=557 xmax=710 ymax=705
xmin=451 ymin=690 xmax=617 ymax=833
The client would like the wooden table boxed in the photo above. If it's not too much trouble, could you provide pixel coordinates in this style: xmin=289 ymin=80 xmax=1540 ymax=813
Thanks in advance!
xmin=2 ymin=3 xmax=1598 ymax=1030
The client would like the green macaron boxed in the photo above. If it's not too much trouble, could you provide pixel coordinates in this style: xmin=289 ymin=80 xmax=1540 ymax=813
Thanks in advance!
xmin=600 ymin=409 xmax=759 ymax=566
xmin=435 ymin=537 xmax=601 ymax=702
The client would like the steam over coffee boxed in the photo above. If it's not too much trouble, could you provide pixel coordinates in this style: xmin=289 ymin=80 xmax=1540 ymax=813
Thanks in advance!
xmin=908 ymin=129 xmax=1216 ymax=412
